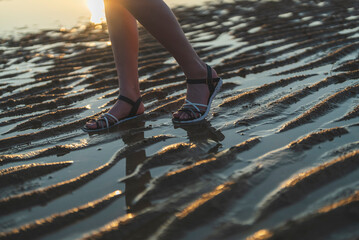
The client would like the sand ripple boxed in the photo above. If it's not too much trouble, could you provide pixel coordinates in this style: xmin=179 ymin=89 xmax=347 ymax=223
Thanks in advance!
xmin=0 ymin=0 xmax=359 ymax=239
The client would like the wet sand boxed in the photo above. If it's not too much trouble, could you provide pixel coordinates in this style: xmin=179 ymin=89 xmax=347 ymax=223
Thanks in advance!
xmin=1 ymin=0 xmax=359 ymax=239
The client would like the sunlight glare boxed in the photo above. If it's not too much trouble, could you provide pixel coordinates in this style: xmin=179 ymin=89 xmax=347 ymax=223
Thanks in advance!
xmin=87 ymin=0 xmax=105 ymax=24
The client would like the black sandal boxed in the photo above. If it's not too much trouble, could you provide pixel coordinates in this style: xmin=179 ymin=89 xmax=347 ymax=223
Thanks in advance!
xmin=172 ymin=64 xmax=222 ymax=124
xmin=82 ymin=95 xmax=142 ymax=132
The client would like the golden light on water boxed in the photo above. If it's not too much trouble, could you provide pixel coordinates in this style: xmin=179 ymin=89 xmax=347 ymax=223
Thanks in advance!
xmin=246 ymin=229 xmax=273 ymax=240
xmin=87 ymin=0 xmax=105 ymax=24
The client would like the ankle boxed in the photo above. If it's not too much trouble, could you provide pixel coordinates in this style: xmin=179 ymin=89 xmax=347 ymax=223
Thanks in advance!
xmin=183 ymin=62 xmax=218 ymax=79
xmin=119 ymin=88 xmax=141 ymax=100
xmin=183 ymin=61 xmax=207 ymax=79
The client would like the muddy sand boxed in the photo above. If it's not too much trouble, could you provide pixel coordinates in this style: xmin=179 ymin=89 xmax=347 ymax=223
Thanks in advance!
xmin=1 ymin=0 xmax=359 ymax=239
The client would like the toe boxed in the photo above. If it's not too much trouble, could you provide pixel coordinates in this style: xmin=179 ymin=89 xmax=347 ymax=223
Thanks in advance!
xmin=177 ymin=112 xmax=184 ymax=120
xmin=172 ymin=111 xmax=180 ymax=118
xmin=85 ymin=121 xmax=97 ymax=129
xmin=180 ymin=112 xmax=190 ymax=120
xmin=85 ymin=119 xmax=106 ymax=129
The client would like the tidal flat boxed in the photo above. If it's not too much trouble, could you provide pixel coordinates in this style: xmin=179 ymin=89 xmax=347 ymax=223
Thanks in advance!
xmin=0 ymin=0 xmax=359 ymax=239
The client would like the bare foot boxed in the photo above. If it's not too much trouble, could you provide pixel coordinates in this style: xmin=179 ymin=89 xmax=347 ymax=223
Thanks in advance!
xmin=173 ymin=67 xmax=219 ymax=121
xmin=85 ymin=97 xmax=145 ymax=130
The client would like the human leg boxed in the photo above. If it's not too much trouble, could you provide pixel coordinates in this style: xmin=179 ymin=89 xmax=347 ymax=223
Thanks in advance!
xmin=85 ymin=0 xmax=144 ymax=130
xmin=119 ymin=0 xmax=220 ymax=121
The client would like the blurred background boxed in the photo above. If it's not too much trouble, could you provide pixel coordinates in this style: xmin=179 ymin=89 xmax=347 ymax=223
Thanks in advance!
xmin=0 ymin=0 xmax=209 ymax=37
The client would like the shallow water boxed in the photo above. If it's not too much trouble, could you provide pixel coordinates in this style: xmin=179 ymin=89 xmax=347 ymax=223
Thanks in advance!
xmin=0 ymin=0 xmax=210 ymax=38
xmin=1 ymin=0 xmax=359 ymax=239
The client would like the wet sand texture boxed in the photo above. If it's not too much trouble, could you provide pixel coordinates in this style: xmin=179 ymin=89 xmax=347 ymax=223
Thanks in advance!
xmin=1 ymin=0 xmax=359 ymax=239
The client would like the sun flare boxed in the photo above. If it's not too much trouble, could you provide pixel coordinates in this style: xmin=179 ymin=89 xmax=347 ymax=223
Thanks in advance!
xmin=87 ymin=0 xmax=105 ymax=24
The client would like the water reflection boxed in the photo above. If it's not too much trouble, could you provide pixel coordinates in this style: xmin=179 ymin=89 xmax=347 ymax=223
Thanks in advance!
xmin=174 ymin=121 xmax=225 ymax=153
xmin=0 ymin=0 xmax=213 ymax=37
xmin=121 ymin=121 xmax=152 ymax=213
xmin=85 ymin=119 xmax=152 ymax=212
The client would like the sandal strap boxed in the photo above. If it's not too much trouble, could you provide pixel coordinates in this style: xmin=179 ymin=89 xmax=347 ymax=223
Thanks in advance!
xmin=183 ymin=99 xmax=207 ymax=112
xmin=96 ymin=115 xmax=112 ymax=129
xmin=118 ymin=95 xmax=136 ymax=105
xmin=88 ymin=113 xmax=117 ymax=130
xmin=118 ymin=95 xmax=142 ymax=117
xmin=104 ymin=112 xmax=119 ymax=123
xmin=87 ymin=117 xmax=106 ymax=129
xmin=178 ymin=99 xmax=207 ymax=118
xmin=186 ymin=64 xmax=220 ymax=95
xmin=206 ymin=64 xmax=214 ymax=94
xmin=96 ymin=117 xmax=107 ymax=129
xmin=103 ymin=116 xmax=110 ymax=128
xmin=85 ymin=96 xmax=142 ymax=131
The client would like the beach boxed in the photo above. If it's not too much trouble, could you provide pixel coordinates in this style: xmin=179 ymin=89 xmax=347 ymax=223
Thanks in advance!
xmin=0 ymin=0 xmax=359 ymax=239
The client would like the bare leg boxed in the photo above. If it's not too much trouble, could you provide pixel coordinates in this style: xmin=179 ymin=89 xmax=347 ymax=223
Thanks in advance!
xmin=86 ymin=0 xmax=144 ymax=129
xmin=120 ymin=0 xmax=219 ymax=120
xmin=87 ymin=0 xmax=219 ymax=129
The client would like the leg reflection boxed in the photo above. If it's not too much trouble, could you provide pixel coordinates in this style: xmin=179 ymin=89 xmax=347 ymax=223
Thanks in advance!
xmin=174 ymin=120 xmax=225 ymax=152
xmin=121 ymin=121 xmax=152 ymax=213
